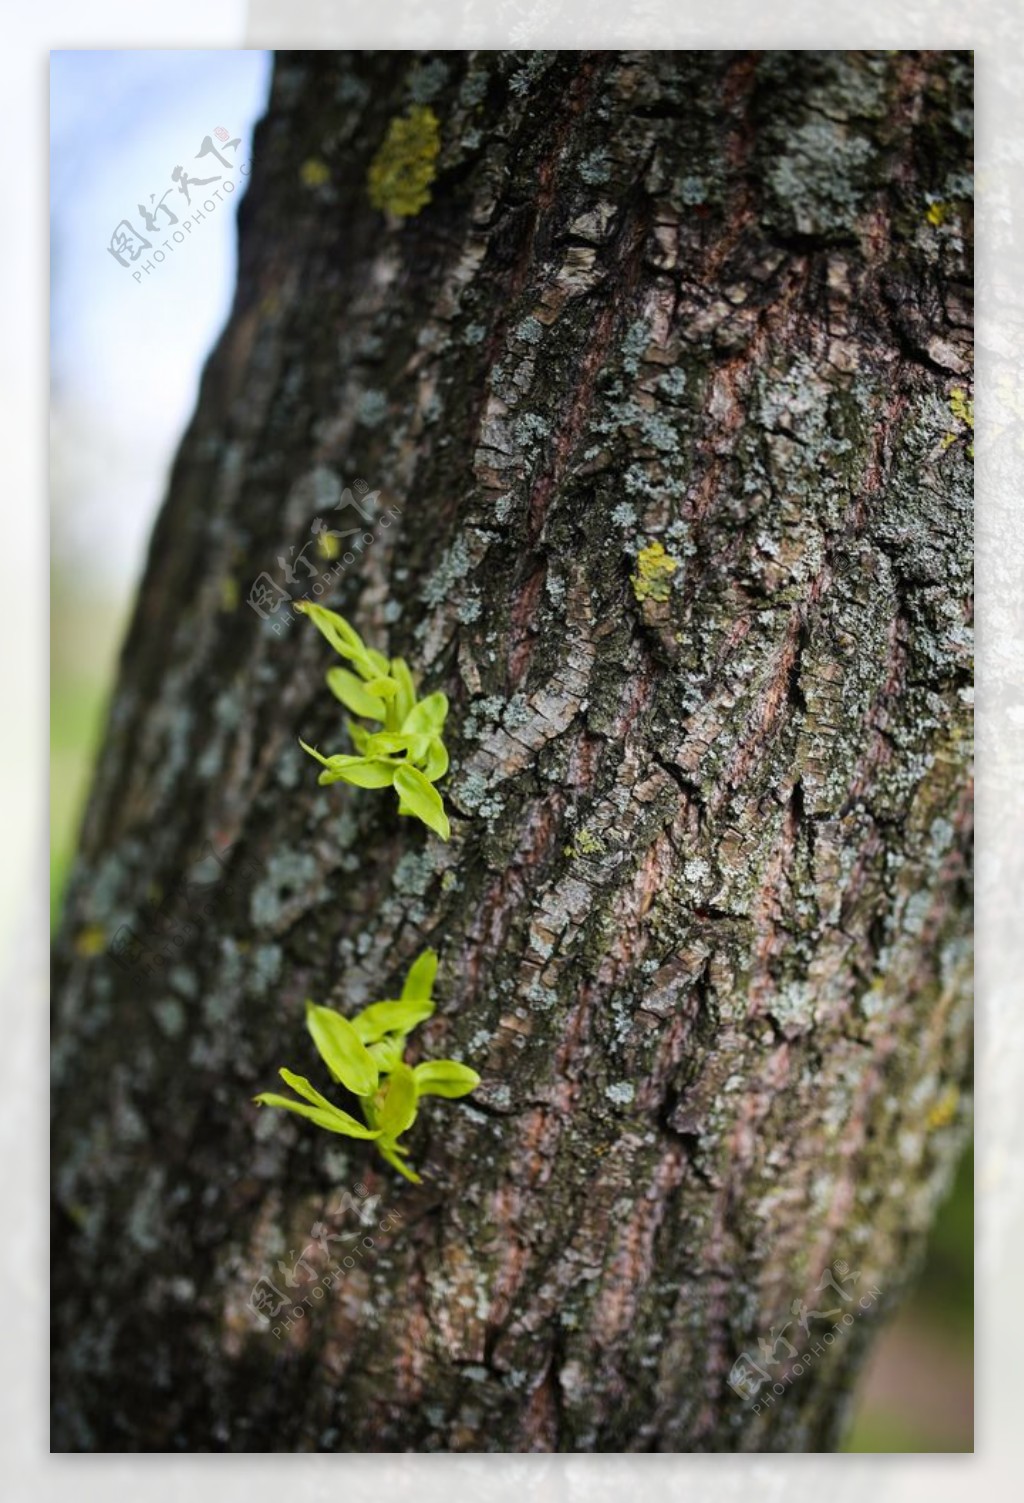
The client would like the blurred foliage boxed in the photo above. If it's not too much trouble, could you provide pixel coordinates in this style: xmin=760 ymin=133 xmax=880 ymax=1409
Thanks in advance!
xmin=844 ymin=1147 xmax=973 ymax=1451
xmin=911 ymin=1148 xmax=974 ymax=1344
xmin=50 ymin=576 xmax=971 ymax=1451
xmin=50 ymin=576 xmax=126 ymax=928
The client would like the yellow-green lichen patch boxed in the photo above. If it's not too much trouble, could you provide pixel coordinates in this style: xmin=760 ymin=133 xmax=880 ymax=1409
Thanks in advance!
xmin=949 ymin=387 xmax=974 ymax=430
xmin=925 ymin=199 xmax=954 ymax=227
xmin=563 ymin=829 xmax=607 ymax=859
xmin=927 ymin=1084 xmax=959 ymax=1130
xmin=300 ymin=158 xmax=331 ymax=189
xmin=219 ymin=576 xmax=240 ymax=611
xmin=367 ymin=106 xmax=441 ymax=218
xmin=941 ymin=385 xmax=974 ymax=458
xmin=74 ymin=925 xmax=107 ymax=957
xmin=631 ymin=540 xmax=679 ymax=603
xmin=316 ymin=529 xmax=340 ymax=562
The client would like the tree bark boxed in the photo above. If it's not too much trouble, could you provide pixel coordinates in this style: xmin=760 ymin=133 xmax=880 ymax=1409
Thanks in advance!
xmin=51 ymin=50 xmax=973 ymax=1452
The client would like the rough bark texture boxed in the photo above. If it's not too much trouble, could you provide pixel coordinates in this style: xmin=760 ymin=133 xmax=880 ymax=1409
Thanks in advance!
xmin=51 ymin=50 xmax=973 ymax=1452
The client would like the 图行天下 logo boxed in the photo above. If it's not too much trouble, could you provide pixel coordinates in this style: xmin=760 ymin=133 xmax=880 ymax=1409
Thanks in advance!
xmin=106 ymin=128 xmax=251 ymax=282
xmin=728 ymin=1259 xmax=882 ymax=1413
xmin=245 ymin=1184 xmax=403 ymax=1341
xmin=245 ymin=469 xmax=403 ymax=633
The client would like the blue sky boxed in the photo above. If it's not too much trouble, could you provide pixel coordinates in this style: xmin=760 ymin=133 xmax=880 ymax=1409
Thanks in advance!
xmin=51 ymin=49 xmax=272 ymax=591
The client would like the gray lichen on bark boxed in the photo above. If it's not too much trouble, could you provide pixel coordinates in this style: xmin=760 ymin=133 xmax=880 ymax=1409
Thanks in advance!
xmin=52 ymin=50 xmax=972 ymax=1451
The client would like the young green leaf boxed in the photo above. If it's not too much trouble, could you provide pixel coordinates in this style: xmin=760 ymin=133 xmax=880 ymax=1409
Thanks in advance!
xmin=376 ymin=1061 xmax=418 ymax=1138
xmin=363 ymin=731 xmax=414 ymax=757
xmin=422 ymin=737 xmax=449 ymax=782
xmin=297 ymin=602 xmax=383 ymax=681
xmin=364 ymin=647 xmax=393 ymax=680
xmin=425 ymin=692 xmax=449 ymax=730
xmin=404 ymin=732 xmax=432 ymax=765
xmin=325 ymin=667 xmax=387 ymax=720
xmin=321 ymin=758 xmax=399 ymax=789
xmin=401 ymin=692 xmax=449 ymax=738
xmin=375 ymin=1138 xmax=423 ymax=1183
xmin=253 ymin=1092 xmax=382 ymax=1139
xmin=393 ymin=764 xmax=450 ymax=840
xmin=277 ymin=1067 xmax=339 ymax=1113
xmin=401 ymin=948 xmax=438 ymax=1003
xmin=412 ymin=1060 xmax=481 ymax=1099
xmin=298 ymin=737 xmax=334 ymax=769
xmin=297 ymin=602 xmax=369 ymax=662
xmin=299 ymin=742 xmax=398 ymax=788
xmin=347 ymin=721 xmax=372 ymax=755
xmin=364 ymin=676 xmax=399 ymax=699
xmin=305 ymin=1003 xmax=380 ymax=1096
xmin=366 ymin=1035 xmax=405 ymax=1072
xmin=390 ymin=656 xmax=416 ymax=730
xmin=351 ymin=996 xmax=435 ymax=1044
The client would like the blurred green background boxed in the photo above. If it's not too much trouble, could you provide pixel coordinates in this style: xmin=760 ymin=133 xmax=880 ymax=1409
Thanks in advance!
xmin=49 ymin=574 xmax=973 ymax=1452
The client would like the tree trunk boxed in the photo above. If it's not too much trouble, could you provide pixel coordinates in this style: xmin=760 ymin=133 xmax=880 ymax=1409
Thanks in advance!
xmin=51 ymin=50 xmax=973 ymax=1452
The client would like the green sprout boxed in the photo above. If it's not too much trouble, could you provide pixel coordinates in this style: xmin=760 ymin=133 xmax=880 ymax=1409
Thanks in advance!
xmin=253 ymin=950 xmax=479 ymax=1183
xmin=296 ymin=601 xmax=451 ymax=840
